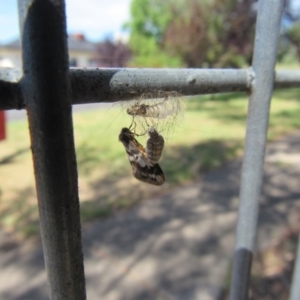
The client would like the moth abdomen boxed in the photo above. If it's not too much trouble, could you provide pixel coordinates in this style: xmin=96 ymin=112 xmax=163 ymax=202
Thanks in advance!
xmin=146 ymin=126 xmax=164 ymax=164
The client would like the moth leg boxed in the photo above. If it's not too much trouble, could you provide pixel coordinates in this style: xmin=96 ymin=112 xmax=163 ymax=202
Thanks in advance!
xmin=129 ymin=117 xmax=137 ymax=132
xmin=135 ymin=127 xmax=147 ymax=137
xmin=134 ymin=118 xmax=148 ymax=137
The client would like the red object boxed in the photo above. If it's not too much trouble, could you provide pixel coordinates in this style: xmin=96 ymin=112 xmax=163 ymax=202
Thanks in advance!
xmin=0 ymin=111 xmax=6 ymax=141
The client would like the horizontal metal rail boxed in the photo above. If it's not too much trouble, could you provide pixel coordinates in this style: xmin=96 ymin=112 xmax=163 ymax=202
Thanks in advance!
xmin=0 ymin=67 xmax=300 ymax=110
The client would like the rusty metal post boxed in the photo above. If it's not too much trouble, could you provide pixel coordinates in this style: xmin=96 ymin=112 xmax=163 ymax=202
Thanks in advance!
xmin=18 ymin=0 xmax=86 ymax=299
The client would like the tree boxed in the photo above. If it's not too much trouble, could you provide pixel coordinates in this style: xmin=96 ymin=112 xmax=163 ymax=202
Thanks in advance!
xmin=285 ymin=22 xmax=300 ymax=61
xmin=281 ymin=0 xmax=300 ymax=62
xmin=125 ymin=0 xmax=183 ymax=67
xmin=126 ymin=0 xmax=257 ymax=68
xmin=95 ymin=39 xmax=132 ymax=67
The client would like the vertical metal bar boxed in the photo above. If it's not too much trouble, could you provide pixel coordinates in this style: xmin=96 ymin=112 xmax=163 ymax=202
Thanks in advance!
xmin=18 ymin=0 xmax=86 ymax=299
xmin=229 ymin=1 xmax=284 ymax=300
xmin=289 ymin=231 xmax=300 ymax=300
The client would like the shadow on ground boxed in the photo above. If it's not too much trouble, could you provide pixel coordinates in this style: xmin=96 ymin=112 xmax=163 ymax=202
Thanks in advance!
xmin=78 ymin=138 xmax=243 ymax=222
xmin=1 ymin=132 xmax=300 ymax=299
xmin=0 ymin=138 xmax=242 ymax=237
xmin=0 ymin=148 xmax=29 ymax=165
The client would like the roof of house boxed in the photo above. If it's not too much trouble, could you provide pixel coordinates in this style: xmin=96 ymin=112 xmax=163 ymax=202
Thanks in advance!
xmin=68 ymin=34 xmax=96 ymax=51
xmin=1 ymin=33 xmax=96 ymax=52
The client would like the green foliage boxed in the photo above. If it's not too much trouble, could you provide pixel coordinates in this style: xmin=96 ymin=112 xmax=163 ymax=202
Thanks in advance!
xmin=285 ymin=22 xmax=300 ymax=61
xmin=125 ymin=0 xmax=184 ymax=67
xmin=126 ymin=0 xmax=256 ymax=67
xmin=127 ymin=35 xmax=183 ymax=67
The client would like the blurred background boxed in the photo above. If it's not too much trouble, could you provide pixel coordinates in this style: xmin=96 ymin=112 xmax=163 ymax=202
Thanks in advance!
xmin=1 ymin=0 xmax=300 ymax=69
xmin=1 ymin=0 xmax=300 ymax=299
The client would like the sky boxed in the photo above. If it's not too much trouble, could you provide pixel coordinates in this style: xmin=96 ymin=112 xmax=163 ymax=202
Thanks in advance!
xmin=1 ymin=0 xmax=300 ymax=44
xmin=0 ymin=0 xmax=131 ymax=44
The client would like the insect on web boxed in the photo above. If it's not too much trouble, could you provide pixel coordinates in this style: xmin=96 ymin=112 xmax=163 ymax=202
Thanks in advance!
xmin=122 ymin=90 xmax=185 ymax=139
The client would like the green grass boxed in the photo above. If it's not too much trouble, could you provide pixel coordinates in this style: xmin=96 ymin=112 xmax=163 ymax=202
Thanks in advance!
xmin=0 ymin=88 xmax=300 ymax=237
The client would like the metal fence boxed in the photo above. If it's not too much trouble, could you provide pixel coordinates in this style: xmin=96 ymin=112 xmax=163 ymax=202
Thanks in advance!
xmin=0 ymin=0 xmax=300 ymax=299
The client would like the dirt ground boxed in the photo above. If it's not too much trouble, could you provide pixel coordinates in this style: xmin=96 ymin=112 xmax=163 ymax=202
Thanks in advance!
xmin=1 ymin=130 xmax=300 ymax=300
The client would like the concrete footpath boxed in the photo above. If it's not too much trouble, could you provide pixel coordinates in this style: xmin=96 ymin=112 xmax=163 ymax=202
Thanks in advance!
xmin=1 ymin=132 xmax=300 ymax=300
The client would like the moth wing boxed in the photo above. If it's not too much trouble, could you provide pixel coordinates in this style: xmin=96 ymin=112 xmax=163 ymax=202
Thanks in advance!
xmin=132 ymin=162 xmax=165 ymax=186
xmin=127 ymin=140 xmax=149 ymax=167
xmin=131 ymin=139 xmax=147 ymax=158
xmin=127 ymin=140 xmax=165 ymax=186
xmin=119 ymin=127 xmax=165 ymax=186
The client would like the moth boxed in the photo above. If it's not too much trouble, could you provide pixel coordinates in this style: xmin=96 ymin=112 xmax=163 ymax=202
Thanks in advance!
xmin=119 ymin=127 xmax=165 ymax=186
